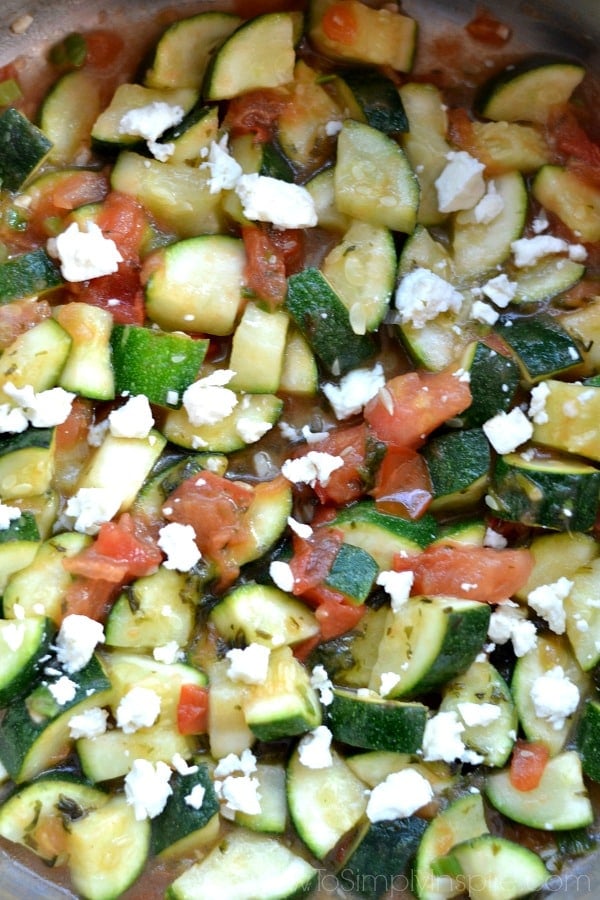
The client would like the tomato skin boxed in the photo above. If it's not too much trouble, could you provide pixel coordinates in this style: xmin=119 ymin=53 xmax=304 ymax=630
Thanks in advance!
xmin=177 ymin=683 xmax=209 ymax=735
xmin=364 ymin=368 xmax=472 ymax=450
xmin=242 ymin=225 xmax=288 ymax=308
xmin=68 ymin=266 xmax=145 ymax=325
xmin=547 ymin=106 xmax=600 ymax=190
xmin=465 ymin=9 xmax=511 ymax=45
xmin=96 ymin=191 xmax=147 ymax=262
xmin=392 ymin=543 xmax=534 ymax=605
xmin=370 ymin=448 xmax=433 ymax=519
xmin=63 ymin=514 xmax=162 ymax=583
xmin=60 ymin=577 xmax=121 ymax=625
xmin=224 ymin=88 xmax=290 ymax=142
xmin=289 ymin=527 xmax=344 ymax=599
xmin=299 ymin=424 xmax=370 ymax=506
xmin=322 ymin=3 xmax=359 ymax=45
xmin=315 ymin=599 xmax=366 ymax=641
xmin=510 ymin=740 xmax=550 ymax=791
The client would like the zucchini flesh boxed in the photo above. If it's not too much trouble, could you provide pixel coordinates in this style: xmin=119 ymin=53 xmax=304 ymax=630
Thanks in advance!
xmin=477 ymin=57 xmax=585 ymax=124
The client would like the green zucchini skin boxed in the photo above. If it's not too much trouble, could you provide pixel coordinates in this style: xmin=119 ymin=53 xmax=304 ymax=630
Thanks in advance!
xmin=150 ymin=765 xmax=220 ymax=857
xmin=341 ymin=816 xmax=428 ymax=899
xmin=0 ymin=249 xmax=63 ymax=304
xmin=494 ymin=312 xmax=582 ymax=384
xmin=337 ymin=68 xmax=409 ymax=134
xmin=0 ymin=107 xmax=53 ymax=191
xmin=0 ymin=616 xmax=55 ymax=705
xmin=326 ymin=687 xmax=427 ymax=753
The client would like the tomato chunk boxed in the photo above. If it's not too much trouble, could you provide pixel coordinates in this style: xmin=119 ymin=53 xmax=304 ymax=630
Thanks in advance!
xmin=177 ymin=683 xmax=209 ymax=735
xmin=465 ymin=8 xmax=511 ymax=45
xmin=370 ymin=448 xmax=433 ymax=518
xmin=315 ymin=599 xmax=366 ymax=642
xmin=224 ymin=87 xmax=290 ymax=142
xmin=242 ymin=225 xmax=288 ymax=308
xmin=392 ymin=543 xmax=534 ymax=604
xmin=299 ymin=424 xmax=372 ymax=506
xmin=364 ymin=368 xmax=472 ymax=450
xmin=510 ymin=739 xmax=550 ymax=791
xmin=289 ymin=527 xmax=344 ymax=600
xmin=63 ymin=514 xmax=162 ymax=583
xmin=322 ymin=2 xmax=359 ymax=44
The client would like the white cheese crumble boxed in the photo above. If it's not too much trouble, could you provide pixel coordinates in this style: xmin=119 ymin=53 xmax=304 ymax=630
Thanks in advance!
xmin=435 ymin=151 xmax=486 ymax=213
xmin=421 ymin=711 xmax=484 ymax=764
xmin=471 ymin=299 xmax=499 ymax=325
xmin=235 ymin=416 xmax=274 ymax=444
xmin=171 ymin=753 xmax=198 ymax=776
xmin=528 ymin=381 xmax=550 ymax=425
xmin=487 ymin=601 xmax=537 ymax=657
xmin=153 ymin=641 xmax=184 ymax=665
xmin=64 ymin=486 xmax=122 ymax=535
xmin=531 ymin=665 xmax=580 ymax=730
xmin=116 ymin=686 xmax=162 ymax=733
xmin=214 ymin=773 xmax=261 ymax=819
xmin=481 ymin=272 xmax=517 ymax=308
xmin=48 ymin=675 xmax=78 ymax=705
xmin=287 ymin=516 xmax=313 ymax=539
xmin=366 ymin=768 xmax=434 ymax=823
xmin=0 ymin=502 xmax=21 ymax=529
xmin=511 ymin=235 xmax=587 ymax=267
xmin=527 ymin=577 xmax=573 ymax=634
xmin=483 ymin=407 xmax=533 ymax=454
xmin=379 ymin=671 xmax=401 ymax=697
xmin=47 ymin=221 xmax=123 ymax=282
xmin=55 ymin=614 xmax=105 ymax=673
xmin=157 ymin=521 xmax=201 ymax=572
xmin=269 ymin=559 xmax=295 ymax=593
xmin=322 ymin=363 xmax=386 ymax=420
xmin=226 ymin=643 xmax=271 ymax=685
xmin=124 ymin=759 xmax=173 ymax=820
xmin=281 ymin=451 xmax=344 ymax=488
xmin=395 ymin=268 xmax=463 ymax=329
xmin=182 ymin=369 xmax=238 ymax=427
xmin=376 ymin=569 xmax=414 ymax=611
xmin=3 ymin=382 xmax=75 ymax=429
xmin=214 ymin=748 xmax=257 ymax=778
xmin=234 ymin=173 xmax=317 ymax=229
xmin=184 ymin=784 xmax=207 ymax=810
xmin=470 ymin=179 xmax=505 ymax=223
xmin=118 ymin=101 xmax=185 ymax=161
xmin=297 ymin=725 xmax=333 ymax=769
xmin=108 ymin=394 xmax=154 ymax=439
xmin=201 ymin=135 xmax=243 ymax=194
xmin=68 ymin=706 xmax=109 ymax=740
xmin=310 ymin=665 xmax=334 ymax=706
xmin=483 ymin=526 xmax=508 ymax=549
xmin=457 ymin=701 xmax=501 ymax=728
xmin=0 ymin=404 xmax=28 ymax=433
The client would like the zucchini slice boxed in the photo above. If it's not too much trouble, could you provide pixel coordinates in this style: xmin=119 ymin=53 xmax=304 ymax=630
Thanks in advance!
xmin=91 ymin=83 xmax=198 ymax=150
xmin=494 ymin=311 xmax=582 ymax=385
xmin=423 ymin=427 xmax=491 ymax=514
xmin=476 ymin=56 xmax=585 ymax=123
xmin=326 ymin=687 xmax=427 ymax=753
xmin=533 ymin=164 xmax=600 ymax=243
xmin=151 ymin=765 xmax=220 ymax=857
xmin=0 ymin=249 xmax=63 ymax=304
xmin=39 ymin=69 xmax=102 ymax=164
xmin=0 ymin=615 xmax=55 ymax=705
xmin=228 ymin=302 xmax=290 ymax=393
xmin=435 ymin=834 xmax=548 ymax=900
xmin=55 ymin=302 xmax=115 ymax=401
xmin=0 ymin=107 xmax=53 ymax=190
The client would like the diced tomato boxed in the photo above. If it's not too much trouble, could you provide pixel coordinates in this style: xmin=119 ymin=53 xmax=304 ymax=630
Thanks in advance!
xmin=322 ymin=2 xmax=359 ymax=45
xmin=83 ymin=29 xmax=125 ymax=73
xmin=289 ymin=527 xmax=344 ymax=600
xmin=465 ymin=8 xmax=511 ymax=45
xmin=300 ymin=424 xmax=371 ymax=506
xmin=54 ymin=398 xmax=95 ymax=495
xmin=509 ymin=739 xmax=550 ymax=791
xmin=315 ymin=598 xmax=366 ymax=642
xmin=177 ymin=683 xmax=209 ymax=735
xmin=266 ymin=227 xmax=306 ymax=276
xmin=27 ymin=171 xmax=109 ymax=239
xmin=63 ymin=514 xmax=162 ymax=583
xmin=164 ymin=471 xmax=254 ymax=589
xmin=370 ymin=448 xmax=433 ymax=519
xmin=547 ymin=105 xmax=600 ymax=189
xmin=96 ymin=191 xmax=147 ymax=262
xmin=364 ymin=367 xmax=472 ymax=450
xmin=0 ymin=297 xmax=51 ymax=349
xmin=242 ymin=225 xmax=288 ymax=308
xmin=392 ymin=543 xmax=534 ymax=605
xmin=67 ymin=265 xmax=145 ymax=325
xmin=224 ymin=88 xmax=290 ymax=143
xmin=60 ymin=576 xmax=121 ymax=624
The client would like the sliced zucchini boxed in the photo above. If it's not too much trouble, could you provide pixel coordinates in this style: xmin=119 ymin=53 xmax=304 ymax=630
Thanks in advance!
xmin=166 ymin=104 xmax=219 ymax=166
xmin=228 ymin=303 xmax=290 ymax=393
xmin=564 ymin=557 xmax=600 ymax=671
xmin=577 ymin=699 xmax=600 ymax=784
xmin=514 ymin=530 xmax=600 ymax=601
xmin=203 ymin=12 xmax=300 ymax=100
xmin=334 ymin=120 xmax=420 ymax=234
xmin=511 ymin=254 xmax=585 ymax=304
xmin=151 ymin=765 xmax=220 ymax=857
xmin=0 ymin=427 xmax=56 ymax=500
xmin=454 ymin=341 xmax=520 ymax=428
xmin=0 ymin=248 xmax=63 ymax=304
xmin=0 ymin=107 xmax=53 ymax=190
xmin=531 ymin=379 xmax=600 ymax=462
xmin=207 ymin=658 xmax=254 ymax=760
xmin=0 ymin=317 xmax=70 ymax=400
xmin=494 ymin=311 xmax=583 ymax=385
xmin=336 ymin=67 xmax=409 ymax=134
xmin=326 ymin=687 xmax=427 ymax=753
xmin=235 ymin=762 xmax=287 ymax=834
xmin=344 ymin=816 xmax=428 ymax=898
xmin=166 ymin=827 xmax=317 ymax=900
xmin=54 ymin=302 xmax=115 ymax=401
xmin=435 ymin=834 xmax=548 ymax=900
xmin=278 ymin=327 xmax=318 ymax=397
xmin=422 ymin=428 xmax=490 ymax=514
xmin=466 ymin=119 xmax=550 ymax=173
xmin=532 ymin=164 xmax=600 ymax=243
xmin=324 ymin=541 xmax=379 ymax=606
xmin=476 ymin=56 xmax=585 ymax=124
xmin=91 ymin=83 xmax=198 ymax=150
xmin=0 ymin=615 xmax=55 ymax=705
xmin=39 ymin=69 xmax=102 ymax=164
xmin=162 ymin=392 xmax=282 ymax=453
xmin=486 ymin=750 xmax=593 ymax=830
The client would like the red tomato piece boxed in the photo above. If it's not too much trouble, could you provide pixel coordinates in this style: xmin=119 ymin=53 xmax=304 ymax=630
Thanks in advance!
xmin=267 ymin=227 xmax=305 ymax=276
xmin=63 ymin=514 xmax=162 ymax=583
xmin=509 ymin=739 xmax=550 ymax=791
xmin=84 ymin=29 xmax=125 ymax=73
xmin=177 ymin=683 xmax=210 ymax=735
xmin=224 ymin=88 xmax=290 ymax=142
xmin=67 ymin=266 xmax=145 ymax=325
xmin=0 ymin=298 xmax=51 ymax=350
xmin=96 ymin=191 xmax=147 ymax=262
xmin=364 ymin=368 xmax=472 ymax=450
xmin=392 ymin=543 xmax=534 ymax=605
xmin=289 ymin=527 xmax=344 ymax=599
xmin=547 ymin=106 xmax=600 ymax=189
xmin=299 ymin=423 xmax=370 ymax=506
xmin=465 ymin=8 xmax=511 ymax=45
xmin=370 ymin=448 xmax=433 ymax=519
xmin=242 ymin=225 xmax=288 ymax=308
xmin=322 ymin=2 xmax=359 ymax=44
xmin=60 ymin=576 xmax=121 ymax=624
xmin=315 ymin=598 xmax=366 ymax=642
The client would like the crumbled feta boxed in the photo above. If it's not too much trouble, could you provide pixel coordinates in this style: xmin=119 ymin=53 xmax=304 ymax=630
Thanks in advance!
xmin=182 ymin=369 xmax=238 ymax=427
xmin=153 ymin=641 xmax=184 ymax=665
xmin=325 ymin=119 xmax=343 ymax=136
xmin=421 ymin=711 xmax=484 ymax=764
xmin=483 ymin=407 xmax=533 ymax=454
xmin=527 ymin=577 xmax=573 ymax=634
xmin=457 ymin=701 xmax=501 ymax=728
xmin=487 ymin=601 xmax=537 ymax=657
xmin=297 ymin=725 xmax=333 ymax=769
xmin=201 ymin=135 xmax=243 ymax=194
xmin=481 ymin=273 xmax=517 ymax=308
xmin=435 ymin=151 xmax=486 ymax=213
xmin=65 ymin=487 xmax=122 ymax=535
xmin=48 ymin=675 xmax=78 ymax=705
xmin=124 ymin=759 xmax=173 ymax=820
xmin=483 ymin=526 xmax=508 ymax=549
xmin=3 ymin=382 xmax=75 ymax=428
xmin=376 ymin=569 xmax=414 ymax=611
xmin=47 ymin=221 xmax=123 ymax=282
xmin=236 ymin=417 xmax=274 ymax=444
xmin=87 ymin=418 xmax=110 ymax=447
xmin=55 ymin=614 xmax=105 ymax=673
xmin=281 ymin=451 xmax=344 ymax=488
xmin=184 ymin=784 xmax=207 ymax=810
xmin=0 ymin=404 xmax=28 ymax=433
xmin=310 ymin=665 xmax=334 ymax=706
xmin=322 ymin=363 xmax=385 ymax=420
xmin=366 ymin=768 xmax=433 ymax=822
xmin=234 ymin=173 xmax=317 ymax=229
xmin=471 ymin=299 xmax=499 ymax=325
xmin=171 ymin=753 xmax=198 ymax=776
xmin=269 ymin=560 xmax=295 ymax=592
xmin=226 ymin=643 xmax=271 ymax=685
xmin=531 ymin=665 xmax=580 ymax=730
xmin=287 ymin=517 xmax=313 ymax=539
xmin=511 ymin=235 xmax=572 ymax=267
xmin=528 ymin=381 xmax=550 ymax=425
xmin=214 ymin=773 xmax=261 ymax=819
xmin=470 ymin=180 xmax=504 ymax=224
xmin=116 ymin=686 xmax=162 ymax=733
xmin=214 ymin=748 xmax=257 ymax=778
xmin=379 ymin=671 xmax=401 ymax=697
xmin=568 ymin=243 xmax=588 ymax=262
xmin=1 ymin=621 xmax=25 ymax=652
xmin=108 ymin=394 xmax=154 ymax=439
xmin=0 ymin=502 xmax=21 ymax=529
xmin=157 ymin=521 xmax=201 ymax=572
xmin=531 ymin=210 xmax=549 ymax=233
xmin=118 ymin=101 xmax=185 ymax=162
xmin=68 ymin=706 xmax=109 ymax=739
xmin=395 ymin=268 xmax=463 ymax=329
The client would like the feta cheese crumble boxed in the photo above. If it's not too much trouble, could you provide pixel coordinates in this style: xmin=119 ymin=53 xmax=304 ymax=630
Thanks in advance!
xmin=481 ymin=273 xmax=517 ymax=308
xmin=297 ymin=725 xmax=333 ymax=769
xmin=108 ymin=394 xmax=154 ymax=439
xmin=435 ymin=151 xmax=486 ymax=213
xmin=124 ymin=759 xmax=173 ymax=820
xmin=379 ymin=671 xmax=401 ymax=697
xmin=395 ymin=267 xmax=463 ymax=329
xmin=47 ymin=221 xmax=123 ymax=282
xmin=366 ymin=768 xmax=433 ymax=822
xmin=376 ymin=569 xmax=414 ymax=611
xmin=322 ymin=363 xmax=385 ymax=420
xmin=528 ymin=381 xmax=550 ymax=425
xmin=182 ymin=369 xmax=238 ymax=427
xmin=157 ymin=521 xmax=201 ymax=572
xmin=55 ymin=614 xmax=105 ymax=673
xmin=234 ymin=174 xmax=317 ymax=229
xmin=201 ymin=135 xmax=243 ymax=194
xmin=48 ymin=675 xmax=78 ymax=705
xmin=213 ymin=749 xmax=261 ymax=819
xmin=2 ymin=382 xmax=75 ymax=429
xmin=531 ymin=665 xmax=580 ymax=730
xmin=281 ymin=451 xmax=344 ymax=488
xmin=64 ymin=486 xmax=122 ymax=535
xmin=527 ymin=577 xmax=573 ymax=634
xmin=0 ymin=502 xmax=21 ymax=529
xmin=184 ymin=784 xmax=207 ymax=810
xmin=421 ymin=710 xmax=484 ymax=764
xmin=269 ymin=559 xmax=295 ymax=593
xmin=116 ymin=686 xmax=162 ymax=733
xmin=118 ymin=101 xmax=185 ymax=161
xmin=226 ymin=642 xmax=271 ymax=685
xmin=511 ymin=235 xmax=587 ymax=267
xmin=310 ymin=665 xmax=334 ymax=706
xmin=483 ymin=407 xmax=533 ymax=455
xmin=457 ymin=701 xmax=501 ymax=728
xmin=487 ymin=601 xmax=537 ymax=657
xmin=68 ymin=706 xmax=109 ymax=740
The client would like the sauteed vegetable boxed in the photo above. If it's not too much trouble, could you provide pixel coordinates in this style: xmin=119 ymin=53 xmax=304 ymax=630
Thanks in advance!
xmin=0 ymin=1 xmax=599 ymax=898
